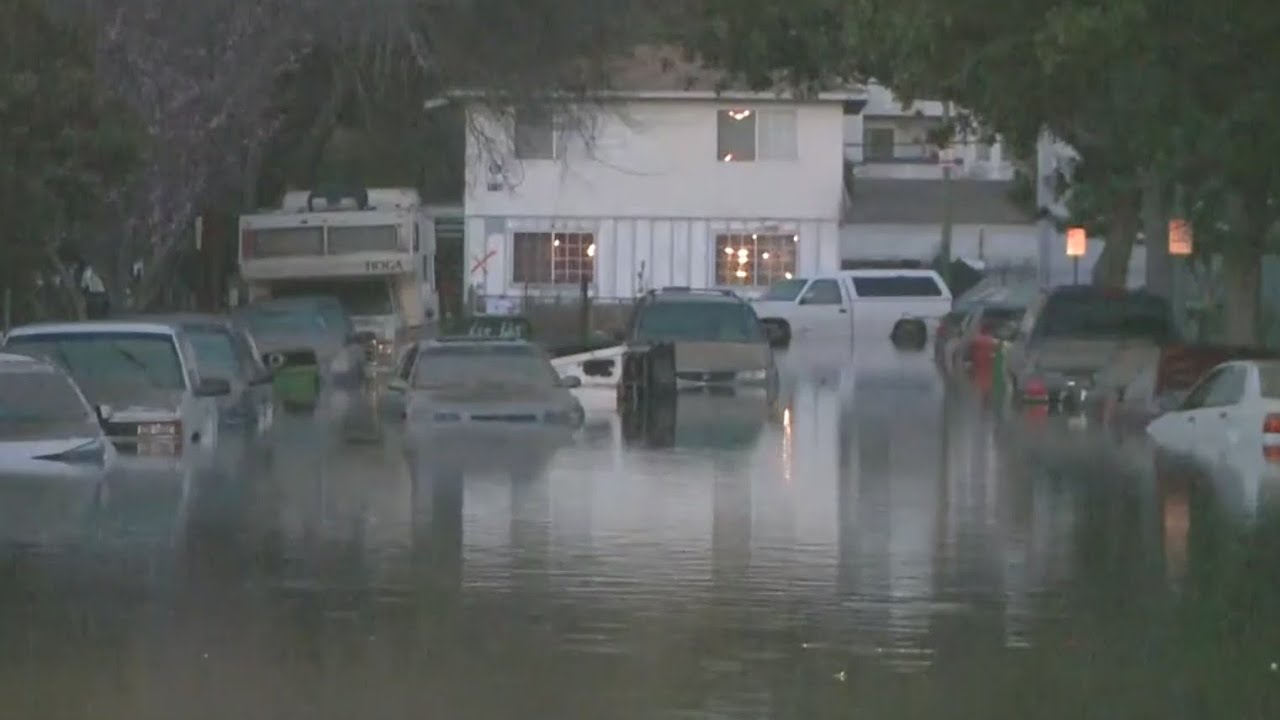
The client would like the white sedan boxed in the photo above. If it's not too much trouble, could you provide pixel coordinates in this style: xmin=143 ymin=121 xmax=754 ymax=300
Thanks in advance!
xmin=1147 ymin=359 xmax=1280 ymax=467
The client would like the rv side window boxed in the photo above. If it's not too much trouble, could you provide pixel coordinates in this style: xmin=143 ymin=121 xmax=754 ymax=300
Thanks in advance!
xmin=849 ymin=275 xmax=943 ymax=297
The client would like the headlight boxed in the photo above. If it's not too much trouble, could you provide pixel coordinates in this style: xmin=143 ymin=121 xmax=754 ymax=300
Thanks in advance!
xmin=737 ymin=369 xmax=768 ymax=382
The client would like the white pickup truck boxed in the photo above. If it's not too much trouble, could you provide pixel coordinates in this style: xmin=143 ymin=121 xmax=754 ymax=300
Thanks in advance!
xmin=751 ymin=269 xmax=952 ymax=347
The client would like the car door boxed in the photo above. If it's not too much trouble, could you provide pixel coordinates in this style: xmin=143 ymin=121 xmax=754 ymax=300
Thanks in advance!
xmin=1197 ymin=364 xmax=1249 ymax=456
xmin=1158 ymin=366 xmax=1235 ymax=454
xmin=794 ymin=278 xmax=849 ymax=336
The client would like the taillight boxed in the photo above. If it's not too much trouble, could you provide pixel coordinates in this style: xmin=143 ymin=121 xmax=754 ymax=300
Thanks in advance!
xmin=1264 ymin=414 xmax=1280 ymax=434
xmin=1023 ymin=377 xmax=1049 ymax=399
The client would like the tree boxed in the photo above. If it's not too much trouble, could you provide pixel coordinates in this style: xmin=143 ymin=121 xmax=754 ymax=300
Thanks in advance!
xmin=0 ymin=0 xmax=139 ymax=322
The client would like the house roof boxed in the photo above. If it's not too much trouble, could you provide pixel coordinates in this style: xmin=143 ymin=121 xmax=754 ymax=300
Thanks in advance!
xmin=448 ymin=45 xmax=865 ymax=103
xmin=844 ymin=179 xmax=1034 ymax=225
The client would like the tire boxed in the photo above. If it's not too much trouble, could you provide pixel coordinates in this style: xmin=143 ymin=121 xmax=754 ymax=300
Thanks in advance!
xmin=890 ymin=318 xmax=928 ymax=350
xmin=761 ymin=319 xmax=791 ymax=349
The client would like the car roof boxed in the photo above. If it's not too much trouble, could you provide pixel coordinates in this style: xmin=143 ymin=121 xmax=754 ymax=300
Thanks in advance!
xmin=423 ymin=337 xmax=538 ymax=349
xmin=642 ymin=288 xmax=746 ymax=304
xmin=837 ymin=268 xmax=945 ymax=278
xmin=3 ymin=320 xmax=179 ymax=337
xmin=116 ymin=313 xmax=240 ymax=330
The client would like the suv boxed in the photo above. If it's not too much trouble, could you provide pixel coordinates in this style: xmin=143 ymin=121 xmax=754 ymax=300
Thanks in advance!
xmin=1001 ymin=285 xmax=1177 ymax=408
xmin=622 ymin=287 xmax=779 ymax=398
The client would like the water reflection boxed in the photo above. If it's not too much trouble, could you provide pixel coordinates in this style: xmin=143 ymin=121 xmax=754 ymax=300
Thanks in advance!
xmin=1 ymin=351 xmax=1279 ymax=717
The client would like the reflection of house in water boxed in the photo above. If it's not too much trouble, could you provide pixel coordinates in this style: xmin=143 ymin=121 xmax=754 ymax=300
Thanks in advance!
xmin=836 ymin=362 xmax=946 ymax=657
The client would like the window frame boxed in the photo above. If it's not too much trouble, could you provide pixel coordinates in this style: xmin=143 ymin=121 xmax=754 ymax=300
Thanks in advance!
xmin=716 ymin=108 xmax=798 ymax=162
xmin=713 ymin=232 xmax=798 ymax=288
xmin=510 ymin=231 xmax=596 ymax=287
xmin=863 ymin=126 xmax=896 ymax=161
xmin=799 ymin=278 xmax=844 ymax=305
xmin=513 ymin=108 xmax=561 ymax=160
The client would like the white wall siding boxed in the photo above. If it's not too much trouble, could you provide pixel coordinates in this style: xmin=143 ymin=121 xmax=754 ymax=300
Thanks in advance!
xmin=465 ymin=215 xmax=840 ymax=298
xmin=465 ymin=100 xmax=845 ymax=221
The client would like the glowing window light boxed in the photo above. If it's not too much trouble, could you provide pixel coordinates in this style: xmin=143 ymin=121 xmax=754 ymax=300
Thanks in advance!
xmin=724 ymin=246 xmax=734 ymax=255
xmin=784 ymin=272 xmax=792 ymax=279
xmin=586 ymin=243 xmax=595 ymax=257
xmin=735 ymin=269 xmax=748 ymax=278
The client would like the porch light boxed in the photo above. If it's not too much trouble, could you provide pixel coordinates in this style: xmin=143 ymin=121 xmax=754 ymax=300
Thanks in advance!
xmin=586 ymin=243 xmax=596 ymax=257
xmin=1065 ymin=227 xmax=1086 ymax=257
xmin=1169 ymin=218 xmax=1192 ymax=255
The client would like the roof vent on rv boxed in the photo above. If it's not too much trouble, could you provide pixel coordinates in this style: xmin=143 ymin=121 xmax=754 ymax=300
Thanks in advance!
xmin=306 ymin=184 xmax=370 ymax=212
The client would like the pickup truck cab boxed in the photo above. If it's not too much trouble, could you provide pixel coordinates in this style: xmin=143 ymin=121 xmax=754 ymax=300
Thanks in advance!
xmin=751 ymin=269 xmax=952 ymax=347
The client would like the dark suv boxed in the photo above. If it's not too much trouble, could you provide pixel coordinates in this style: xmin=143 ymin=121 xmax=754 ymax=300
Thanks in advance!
xmin=622 ymin=287 xmax=779 ymax=397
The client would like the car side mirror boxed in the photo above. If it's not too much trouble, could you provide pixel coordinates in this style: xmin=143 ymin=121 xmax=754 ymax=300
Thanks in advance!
xmin=558 ymin=375 xmax=582 ymax=389
xmin=194 ymin=377 xmax=232 ymax=397
xmin=387 ymin=378 xmax=411 ymax=394
xmin=349 ymin=330 xmax=377 ymax=345
xmin=94 ymin=404 xmax=114 ymax=423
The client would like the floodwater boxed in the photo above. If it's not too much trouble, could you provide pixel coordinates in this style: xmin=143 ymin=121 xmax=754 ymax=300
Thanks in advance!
xmin=2 ymin=345 xmax=1279 ymax=718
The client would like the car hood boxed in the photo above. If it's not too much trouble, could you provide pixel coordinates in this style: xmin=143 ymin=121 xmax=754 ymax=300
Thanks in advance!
xmin=0 ymin=436 xmax=105 ymax=462
xmin=76 ymin=382 xmax=183 ymax=413
xmin=751 ymin=300 xmax=795 ymax=316
xmin=673 ymin=342 xmax=770 ymax=372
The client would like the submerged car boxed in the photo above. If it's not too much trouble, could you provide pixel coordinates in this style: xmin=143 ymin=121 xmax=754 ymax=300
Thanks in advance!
xmin=390 ymin=338 xmax=584 ymax=475
xmin=124 ymin=314 xmax=275 ymax=432
xmin=0 ymin=352 xmax=116 ymax=476
xmin=628 ymin=288 xmax=779 ymax=395
xmin=232 ymin=296 xmax=372 ymax=408
xmin=1 ymin=321 xmax=229 ymax=456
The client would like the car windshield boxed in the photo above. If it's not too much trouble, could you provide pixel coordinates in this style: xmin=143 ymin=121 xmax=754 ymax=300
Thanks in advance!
xmin=412 ymin=344 xmax=559 ymax=388
xmin=238 ymin=305 xmax=332 ymax=336
xmin=0 ymin=366 xmax=97 ymax=440
xmin=187 ymin=328 xmax=242 ymax=380
xmin=2 ymin=332 xmax=185 ymax=407
xmin=634 ymin=301 xmax=766 ymax=343
xmin=1040 ymin=294 xmax=1174 ymax=340
xmin=761 ymin=279 xmax=808 ymax=301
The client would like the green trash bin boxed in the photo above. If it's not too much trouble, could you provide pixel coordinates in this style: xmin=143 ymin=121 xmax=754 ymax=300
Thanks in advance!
xmin=274 ymin=364 xmax=320 ymax=410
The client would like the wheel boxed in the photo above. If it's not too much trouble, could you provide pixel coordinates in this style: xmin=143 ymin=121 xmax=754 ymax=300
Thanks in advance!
xmin=890 ymin=318 xmax=928 ymax=350
xmin=761 ymin=319 xmax=791 ymax=348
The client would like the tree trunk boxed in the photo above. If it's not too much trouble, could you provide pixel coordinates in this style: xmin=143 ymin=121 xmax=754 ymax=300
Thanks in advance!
xmin=1141 ymin=170 xmax=1170 ymax=298
xmin=1221 ymin=243 xmax=1261 ymax=346
xmin=1093 ymin=191 xmax=1138 ymax=288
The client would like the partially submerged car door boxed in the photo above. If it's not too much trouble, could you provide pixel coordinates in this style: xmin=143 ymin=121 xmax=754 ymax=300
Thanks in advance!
xmin=793 ymin=278 xmax=851 ymax=337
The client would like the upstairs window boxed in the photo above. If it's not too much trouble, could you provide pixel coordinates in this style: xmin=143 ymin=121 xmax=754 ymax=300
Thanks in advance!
xmin=717 ymin=108 xmax=797 ymax=162
xmin=514 ymin=108 xmax=560 ymax=160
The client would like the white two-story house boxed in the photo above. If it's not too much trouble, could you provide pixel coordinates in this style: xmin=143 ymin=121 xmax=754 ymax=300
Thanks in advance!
xmin=456 ymin=46 xmax=863 ymax=303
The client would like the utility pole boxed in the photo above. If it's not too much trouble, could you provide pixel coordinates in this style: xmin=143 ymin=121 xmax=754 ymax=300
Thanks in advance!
xmin=1035 ymin=130 xmax=1055 ymax=287
xmin=939 ymin=101 xmax=954 ymax=287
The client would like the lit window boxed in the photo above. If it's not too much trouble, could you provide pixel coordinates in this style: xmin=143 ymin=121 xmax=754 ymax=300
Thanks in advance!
xmin=717 ymin=109 xmax=797 ymax=162
xmin=714 ymin=233 xmax=797 ymax=286
xmin=512 ymin=232 xmax=595 ymax=285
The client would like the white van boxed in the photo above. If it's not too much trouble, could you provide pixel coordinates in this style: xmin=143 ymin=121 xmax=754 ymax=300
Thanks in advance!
xmin=751 ymin=269 xmax=952 ymax=346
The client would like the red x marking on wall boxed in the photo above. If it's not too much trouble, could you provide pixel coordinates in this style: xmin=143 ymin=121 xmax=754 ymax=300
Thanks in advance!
xmin=470 ymin=249 xmax=497 ymax=274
